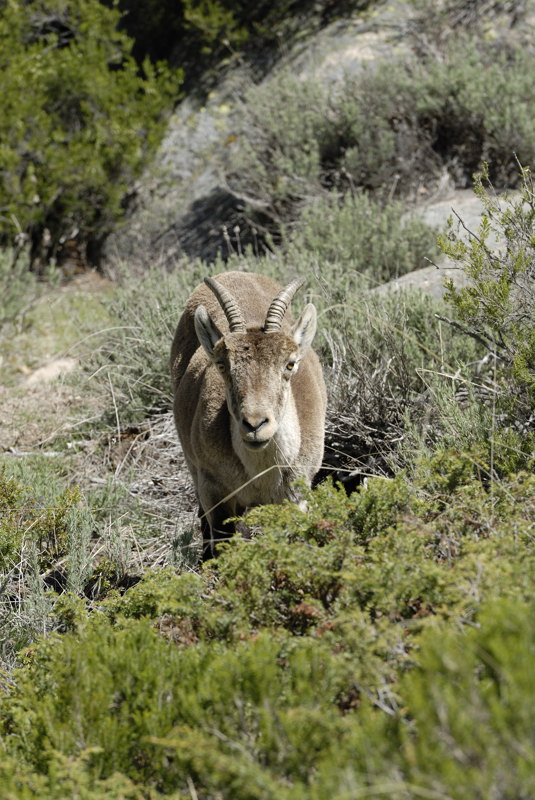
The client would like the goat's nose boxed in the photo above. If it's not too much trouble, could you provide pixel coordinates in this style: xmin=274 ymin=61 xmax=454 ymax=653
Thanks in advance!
xmin=242 ymin=415 xmax=269 ymax=434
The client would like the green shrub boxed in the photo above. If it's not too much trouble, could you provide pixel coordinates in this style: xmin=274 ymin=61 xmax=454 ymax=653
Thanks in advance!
xmin=113 ymin=467 xmax=535 ymax=640
xmin=227 ymin=38 xmax=535 ymax=241
xmin=321 ymin=288 xmax=484 ymax=479
xmin=227 ymin=73 xmax=331 ymax=240
xmin=283 ymin=193 xmax=439 ymax=286
xmin=439 ymin=163 xmax=535 ymax=466
xmin=442 ymin=164 xmax=535 ymax=385
xmin=337 ymin=40 xmax=535 ymax=191
xmin=408 ymin=0 xmax=529 ymax=48
xmin=0 ymin=618 xmax=357 ymax=796
xmin=0 ymin=0 xmax=179 ymax=264
xmin=0 ymin=465 xmax=81 ymax=573
xmin=0 ymin=461 xmax=89 ymax=667
xmin=0 ymin=753 xmax=143 ymax=800
xmin=114 ymin=0 xmax=374 ymax=79
xmin=1 ymin=468 xmax=534 ymax=796
xmin=397 ymin=598 xmax=535 ymax=799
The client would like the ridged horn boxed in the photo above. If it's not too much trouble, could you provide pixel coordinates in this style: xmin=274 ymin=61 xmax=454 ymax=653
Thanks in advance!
xmin=263 ymin=277 xmax=305 ymax=332
xmin=204 ymin=277 xmax=246 ymax=332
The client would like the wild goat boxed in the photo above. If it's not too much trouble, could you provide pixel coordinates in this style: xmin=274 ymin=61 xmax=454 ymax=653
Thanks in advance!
xmin=170 ymin=271 xmax=326 ymax=560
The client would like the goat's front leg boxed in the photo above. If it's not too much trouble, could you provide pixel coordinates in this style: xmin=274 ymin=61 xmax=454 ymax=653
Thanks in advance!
xmin=198 ymin=476 xmax=237 ymax=561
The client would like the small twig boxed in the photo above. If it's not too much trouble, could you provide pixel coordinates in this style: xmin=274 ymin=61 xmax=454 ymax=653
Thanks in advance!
xmin=0 ymin=570 xmax=13 ymax=599
xmin=450 ymin=207 xmax=487 ymax=247
xmin=108 ymin=373 xmax=121 ymax=441
xmin=6 ymin=448 xmax=62 ymax=457
xmin=434 ymin=314 xmax=508 ymax=359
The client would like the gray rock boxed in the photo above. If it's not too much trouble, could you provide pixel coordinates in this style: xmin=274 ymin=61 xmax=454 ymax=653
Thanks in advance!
xmin=376 ymin=188 xmax=516 ymax=298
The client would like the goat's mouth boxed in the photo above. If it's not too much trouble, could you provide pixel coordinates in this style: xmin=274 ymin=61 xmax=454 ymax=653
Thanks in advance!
xmin=243 ymin=439 xmax=270 ymax=451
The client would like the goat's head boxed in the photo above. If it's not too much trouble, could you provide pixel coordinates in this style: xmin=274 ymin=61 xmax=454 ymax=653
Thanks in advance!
xmin=194 ymin=276 xmax=317 ymax=449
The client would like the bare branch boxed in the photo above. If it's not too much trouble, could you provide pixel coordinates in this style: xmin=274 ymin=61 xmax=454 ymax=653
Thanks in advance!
xmin=434 ymin=314 xmax=509 ymax=359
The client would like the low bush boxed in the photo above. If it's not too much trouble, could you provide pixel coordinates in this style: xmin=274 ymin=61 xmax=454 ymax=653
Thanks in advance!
xmin=0 ymin=460 xmax=88 ymax=667
xmin=85 ymin=262 xmax=206 ymax=423
xmin=227 ymin=36 xmax=535 ymax=242
xmin=407 ymin=0 xmax=529 ymax=50
xmin=0 ymin=465 xmax=533 ymax=797
xmin=0 ymin=464 xmax=81 ymax=574
xmin=322 ymin=288 xmax=484 ymax=481
xmin=227 ymin=73 xmax=331 ymax=242
xmin=396 ymin=598 xmax=535 ymax=799
xmin=0 ymin=458 xmax=150 ymax=668
xmin=282 ymin=193 xmax=439 ymax=286
xmin=442 ymin=163 xmax=535 ymax=410
xmin=319 ymin=164 xmax=535 ymax=481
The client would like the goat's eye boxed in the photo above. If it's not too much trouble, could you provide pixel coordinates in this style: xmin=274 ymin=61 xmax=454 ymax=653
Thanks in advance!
xmin=216 ymin=362 xmax=225 ymax=373
xmin=285 ymin=361 xmax=296 ymax=373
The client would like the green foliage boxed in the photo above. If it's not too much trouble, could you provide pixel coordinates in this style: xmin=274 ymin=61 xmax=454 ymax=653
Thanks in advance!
xmin=181 ymin=0 xmax=372 ymax=56
xmin=2 ymin=6 xmax=535 ymax=796
xmin=408 ymin=0 xmax=528 ymax=46
xmin=114 ymin=0 xmax=373 ymax=79
xmin=182 ymin=0 xmax=249 ymax=54
xmin=440 ymin=163 xmax=535 ymax=460
xmin=228 ymin=38 xmax=535 ymax=240
xmin=0 ymin=0 xmax=179 ymax=261
xmin=442 ymin=164 xmax=535 ymax=381
xmin=398 ymin=598 xmax=535 ymax=799
xmin=0 ymin=460 xmax=91 ymax=666
xmin=322 ymin=287 xmax=484 ymax=477
xmin=108 ymin=467 xmax=535 ymax=641
xmin=0 ymin=752 xmax=144 ymax=800
xmin=87 ymin=263 xmax=206 ymax=422
xmin=1 ymin=617 xmax=355 ymax=796
xmin=228 ymin=73 xmax=331 ymax=236
xmin=227 ymin=73 xmax=334 ymax=240
xmin=0 ymin=465 xmax=81 ymax=572
xmin=0 ymin=468 xmax=534 ymax=796
xmin=283 ymin=193 xmax=439 ymax=286
xmin=0 ymin=457 xmax=127 ymax=664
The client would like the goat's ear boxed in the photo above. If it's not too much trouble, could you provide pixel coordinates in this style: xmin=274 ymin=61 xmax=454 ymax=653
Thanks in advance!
xmin=195 ymin=305 xmax=223 ymax=358
xmin=292 ymin=303 xmax=317 ymax=354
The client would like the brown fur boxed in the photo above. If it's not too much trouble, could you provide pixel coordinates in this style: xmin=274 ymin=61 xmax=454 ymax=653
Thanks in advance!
xmin=170 ymin=271 xmax=326 ymax=560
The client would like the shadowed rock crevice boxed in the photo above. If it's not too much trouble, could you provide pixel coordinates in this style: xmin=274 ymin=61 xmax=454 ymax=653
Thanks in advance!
xmin=151 ymin=187 xmax=248 ymax=266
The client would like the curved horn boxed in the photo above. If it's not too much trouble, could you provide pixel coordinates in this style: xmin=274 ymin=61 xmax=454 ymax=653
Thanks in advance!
xmin=204 ymin=277 xmax=246 ymax=333
xmin=264 ymin=277 xmax=306 ymax=332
